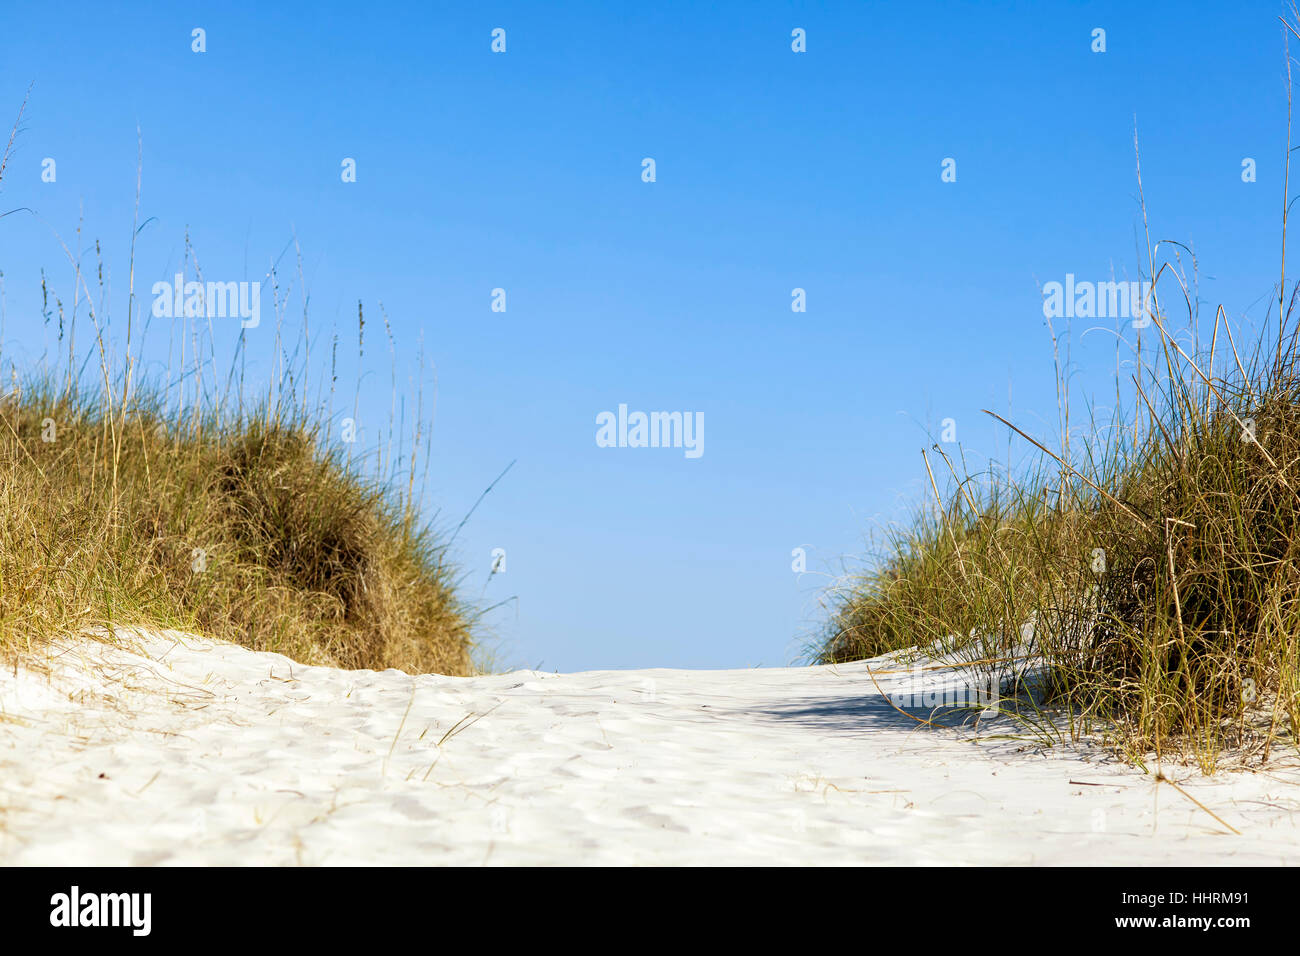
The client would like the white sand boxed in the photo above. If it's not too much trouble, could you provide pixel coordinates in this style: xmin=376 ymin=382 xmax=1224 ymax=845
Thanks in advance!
xmin=1 ymin=630 xmax=1297 ymax=865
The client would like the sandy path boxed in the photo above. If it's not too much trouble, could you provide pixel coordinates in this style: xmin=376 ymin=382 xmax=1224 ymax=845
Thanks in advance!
xmin=1 ymin=631 xmax=1297 ymax=865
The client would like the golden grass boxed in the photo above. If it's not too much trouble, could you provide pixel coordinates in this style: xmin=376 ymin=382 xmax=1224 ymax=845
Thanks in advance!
xmin=0 ymin=379 xmax=474 ymax=675
xmin=0 ymin=98 xmax=475 ymax=676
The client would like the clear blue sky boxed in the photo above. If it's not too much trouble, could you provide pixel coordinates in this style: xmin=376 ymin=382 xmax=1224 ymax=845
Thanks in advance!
xmin=0 ymin=1 xmax=1290 ymax=670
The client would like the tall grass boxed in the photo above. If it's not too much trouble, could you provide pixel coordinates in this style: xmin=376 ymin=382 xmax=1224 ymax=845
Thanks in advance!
xmin=0 ymin=100 xmax=476 ymax=675
xmin=820 ymin=308 xmax=1300 ymax=769
xmin=819 ymin=32 xmax=1300 ymax=771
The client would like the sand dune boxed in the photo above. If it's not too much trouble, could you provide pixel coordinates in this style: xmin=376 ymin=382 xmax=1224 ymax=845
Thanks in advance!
xmin=1 ymin=631 xmax=1297 ymax=865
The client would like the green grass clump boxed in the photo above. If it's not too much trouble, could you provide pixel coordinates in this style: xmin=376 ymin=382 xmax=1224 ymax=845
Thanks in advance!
xmin=818 ymin=53 xmax=1300 ymax=766
xmin=820 ymin=278 xmax=1300 ymax=768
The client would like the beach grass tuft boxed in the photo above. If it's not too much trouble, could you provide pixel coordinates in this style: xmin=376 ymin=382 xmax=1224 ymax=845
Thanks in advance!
xmin=818 ymin=22 xmax=1300 ymax=769
xmin=0 ymin=102 xmax=476 ymax=675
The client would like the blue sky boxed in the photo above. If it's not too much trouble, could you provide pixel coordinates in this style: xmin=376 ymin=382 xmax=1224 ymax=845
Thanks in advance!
xmin=0 ymin=1 xmax=1290 ymax=669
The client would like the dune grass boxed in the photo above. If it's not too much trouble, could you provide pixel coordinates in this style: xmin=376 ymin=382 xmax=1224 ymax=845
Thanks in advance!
xmin=819 ymin=69 xmax=1300 ymax=772
xmin=0 ymin=102 xmax=476 ymax=675
xmin=819 ymin=307 xmax=1300 ymax=769
xmin=0 ymin=383 xmax=475 ymax=674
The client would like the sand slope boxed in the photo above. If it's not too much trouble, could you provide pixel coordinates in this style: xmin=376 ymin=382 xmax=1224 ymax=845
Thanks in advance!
xmin=1 ymin=631 xmax=1297 ymax=865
